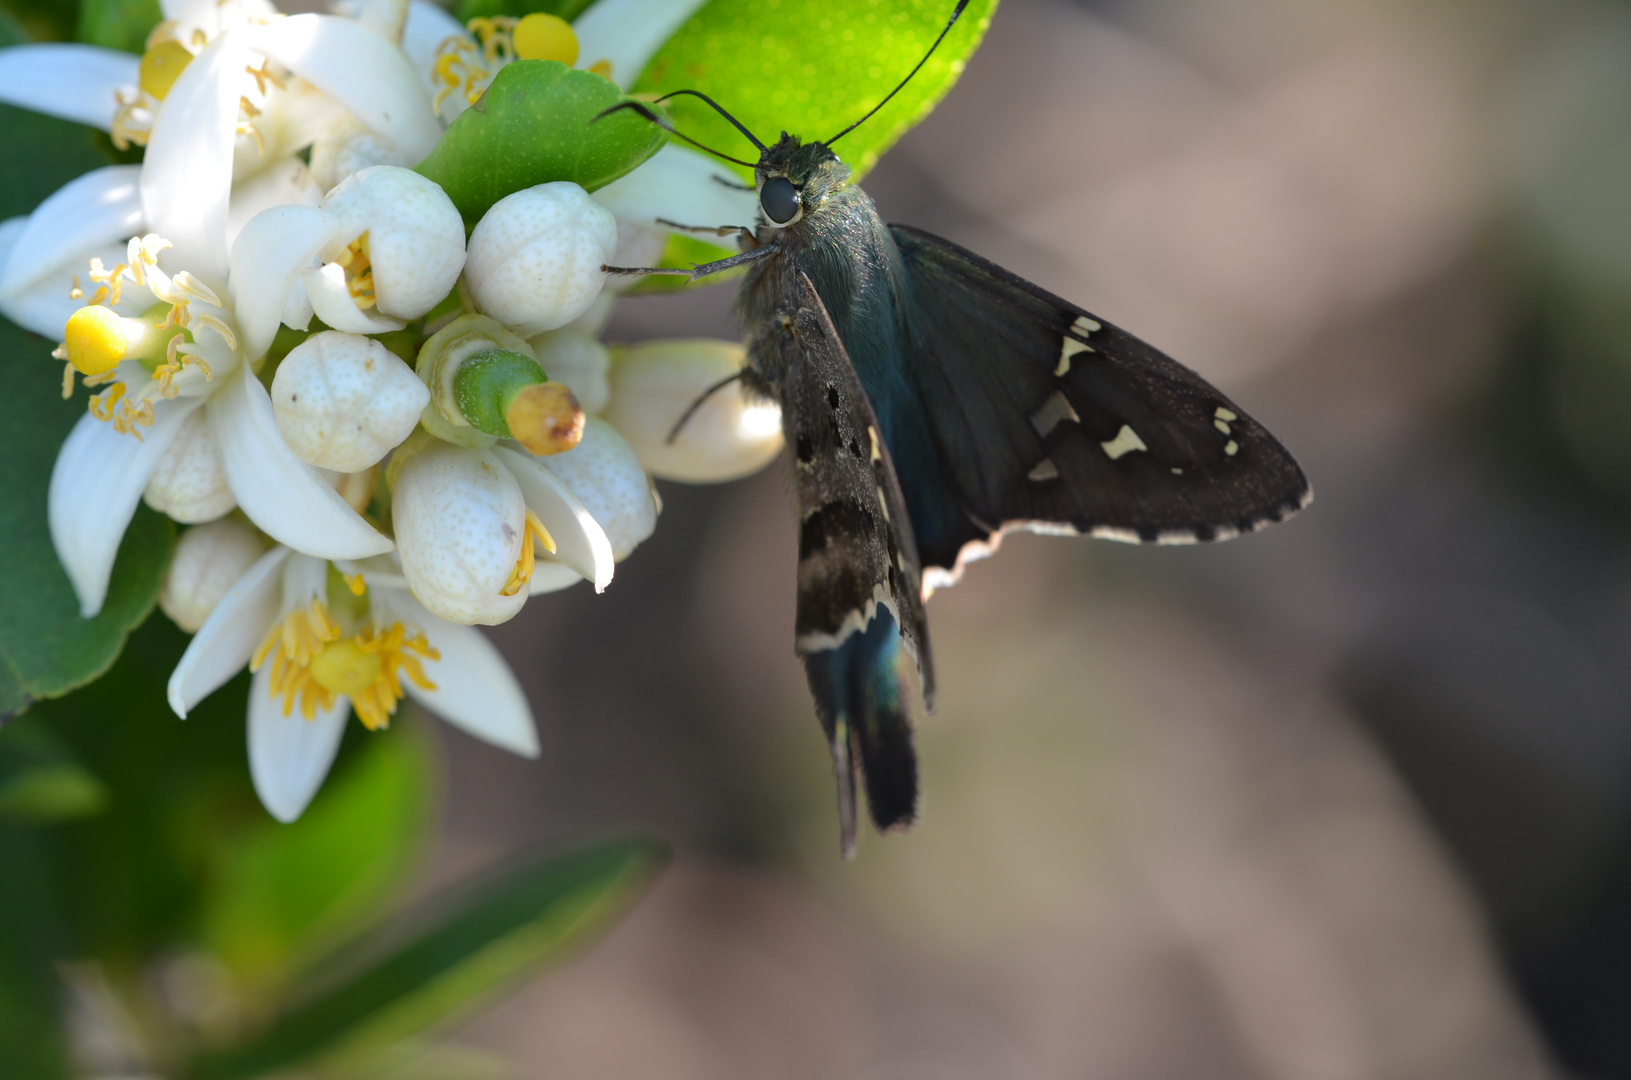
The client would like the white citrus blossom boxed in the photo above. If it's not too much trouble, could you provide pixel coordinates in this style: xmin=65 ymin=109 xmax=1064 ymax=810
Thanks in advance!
xmin=167 ymin=544 xmax=538 ymax=821
xmin=390 ymin=438 xmax=617 ymax=625
xmin=44 ymin=27 xmax=417 ymax=618
xmin=464 ymin=182 xmax=616 ymax=336
xmin=271 ymin=330 xmax=429 ymax=472
xmin=603 ymin=338 xmax=784 ymax=483
xmin=160 ymin=516 xmax=269 ymax=632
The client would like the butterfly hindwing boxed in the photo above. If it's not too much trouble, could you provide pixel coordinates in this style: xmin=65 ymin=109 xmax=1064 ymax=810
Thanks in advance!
xmin=769 ymin=270 xmax=933 ymax=854
xmin=887 ymin=224 xmax=1312 ymax=577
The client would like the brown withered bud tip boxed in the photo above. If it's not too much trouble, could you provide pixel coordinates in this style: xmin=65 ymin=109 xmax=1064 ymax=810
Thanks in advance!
xmin=507 ymin=381 xmax=585 ymax=456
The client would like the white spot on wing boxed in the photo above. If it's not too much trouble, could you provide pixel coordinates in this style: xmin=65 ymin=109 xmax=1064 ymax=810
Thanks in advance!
xmin=1214 ymin=418 xmax=1232 ymax=435
xmin=1030 ymin=390 xmax=1080 ymax=439
xmin=1100 ymin=425 xmax=1148 ymax=460
xmin=1225 ymin=440 xmax=1239 ymax=456
xmin=868 ymin=425 xmax=882 ymax=463
xmin=1055 ymin=337 xmax=1092 ymax=377
xmin=1071 ymin=315 xmax=1101 ymax=335
xmin=1027 ymin=458 xmax=1060 ymax=481
xmin=1214 ymin=407 xmax=1237 ymax=422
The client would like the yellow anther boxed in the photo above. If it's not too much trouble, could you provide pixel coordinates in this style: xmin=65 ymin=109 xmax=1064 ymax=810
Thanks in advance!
xmin=513 ymin=13 xmax=577 ymax=64
xmin=310 ymin=637 xmax=384 ymax=697
xmin=244 ymin=59 xmax=284 ymax=96
xmin=63 ymin=305 xmax=128 ymax=376
xmin=500 ymin=509 xmax=556 ymax=596
xmin=350 ymin=624 xmax=438 ymax=731
xmin=139 ymin=40 xmax=193 ymax=101
xmin=588 ymin=59 xmax=613 ymax=80
xmin=339 ymin=233 xmax=376 ymax=309
xmin=69 ymin=276 xmax=82 ymax=301
xmin=343 ymin=573 xmax=367 ymax=596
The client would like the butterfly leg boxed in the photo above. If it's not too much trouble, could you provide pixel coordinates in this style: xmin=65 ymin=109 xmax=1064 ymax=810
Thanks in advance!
xmin=603 ymin=242 xmax=778 ymax=280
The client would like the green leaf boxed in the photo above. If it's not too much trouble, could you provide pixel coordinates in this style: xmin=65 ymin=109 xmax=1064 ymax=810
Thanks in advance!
xmin=0 ymin=720 xmax=107 ymax=821
xmin=201 ymin=727 xmax=436 ymax=994
xmin=0 ymin=315 xmax=174 ymax=719
xmin=415 ymin=60 xmax=667 ymax=226
xmin=634 ymin=0 xmax=998 ymax=181
xmin=77 ymin=0 xmax=160 ymax=53
xmin=453 ymin=0 xmax=592 ymax=24
xmin=0 ymin=0 xmax=76 ymax=45
xmin=189 ymin=839 xmax=667 ymax=1080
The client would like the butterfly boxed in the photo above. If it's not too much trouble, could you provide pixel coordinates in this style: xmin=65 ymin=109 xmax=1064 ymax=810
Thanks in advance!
xmin=601 ymin=0 xmax=1310 ymax=856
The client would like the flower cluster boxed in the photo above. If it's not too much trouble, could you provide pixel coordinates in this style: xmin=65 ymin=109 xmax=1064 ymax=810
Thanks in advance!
xmin=0 ymin=0 xmax=780 ymax=821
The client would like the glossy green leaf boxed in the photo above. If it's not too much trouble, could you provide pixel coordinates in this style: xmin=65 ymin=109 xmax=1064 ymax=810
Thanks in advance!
xmin=0 ymin=823 xmax=69 ymax=1080
xmin=77 ymin=0 xmax=161 ymax=53
xmin=453 ymin=0 xmax=592 ymax=25
xmin=189 ymin=839 xmax=667 ymax=1080
xmin=0 ymin=721 xmax=107 ymax=821
xmin=202 ymin=726 xmax=436 ymax=994
xmin=634 ymin=0 xmax=998 ymax=181
xmin=0 ymin=101 xmax=171 ymax=719
xmin=415 ymin=60 xmax=668 ymax=227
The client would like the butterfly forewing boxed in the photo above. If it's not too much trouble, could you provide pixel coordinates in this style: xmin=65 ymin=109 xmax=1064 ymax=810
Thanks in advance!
xmin=771 ymin=271 xmax=934 ymax=850
xmin=888 ymin=224 xmax=1311 ymax=574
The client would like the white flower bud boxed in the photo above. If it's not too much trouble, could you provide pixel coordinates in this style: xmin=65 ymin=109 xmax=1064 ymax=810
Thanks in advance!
xmin=530 ymin=329 xmax=610 ymax=414
xmin=465 ymin=182 xmax=616 ymax=335
xmin=145 ymin=408 xmax=236 ymax=522
xmin=160 ymin=518 xmax=268 ymax=633
xmin=271 ymin=331 xmax=429 ymax=472
xmin=310 ymin=116 xmax=409 ymax=194
xmin=562 ymin=291 xmax=615 ymax=337
xmin=392 ymin=443 xmax=529 ymax=625
xmin=321 ymin=166 xmax=466 ymax=319
xmin=535 ymin=418 xmax=656 ymax=560
xmin=604 ymin=339 xmax=784 ymax=483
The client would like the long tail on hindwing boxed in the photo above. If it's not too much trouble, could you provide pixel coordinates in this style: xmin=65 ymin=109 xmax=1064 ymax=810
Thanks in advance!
xmin=803 ymin=608 xmax=919 ymax=857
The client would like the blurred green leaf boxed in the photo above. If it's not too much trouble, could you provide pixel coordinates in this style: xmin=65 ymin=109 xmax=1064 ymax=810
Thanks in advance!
xmin=77 ymin=0 xmax=160 ymax=53
xmin=202 ymin=726 xmax=436 ymax=994
xmin=0 ymin=720 xmax=107 ymax=820
xmin=453 ymin=0 xmax=592 ymax=25
xmin=190 ymin=839 xmax=667 ymax=1080
xmin=0 ymin=0 xmax=76 ymax=44
xmin=634 ymin=0 xmax=998 ymax=181
xmin=415 ymin=60 xmax=667 ymax=226
xmin=0 ymin=313 xmax=174 ymax=719
xmin=0 ymin=4 xmax=28 ymax=46
xmin=0 ymin=825 xmax=70 ymax=1079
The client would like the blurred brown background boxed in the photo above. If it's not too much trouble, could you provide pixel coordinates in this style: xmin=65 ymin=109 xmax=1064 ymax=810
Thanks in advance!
xmin=429 ymin=0 xmax=1631 ymax=1075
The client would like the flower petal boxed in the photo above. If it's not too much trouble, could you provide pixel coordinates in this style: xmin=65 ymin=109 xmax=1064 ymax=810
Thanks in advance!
xmin=529 ymin=560 xmax=583 ymax=595
xmin=592 ymin=145 xmax=758 ymax=233
xmin=49 ymin=398 xmax=205 ymax=617
xmin=167 ymin=545 xmax=289 ymax=718
xmin=301 ymin=262 xmax=406 ymax=334
xmin=247 ymin=663 xmax=350 ymax=823
xmin=492 ymin=445 xmax=615 ymax=592
xmin=230 ymin=204 xmax=343 ymax=361
xmin=382 ymin=587 xmax=538 ymax=757
xmin=0 ymin=239 xmax=155 ymax=339
xmin=244 ymin=14 xmax=441 ymax=164
xmin=0 ymin=44 xmax=136 ymax=130
xmin=225 ymin=155 xmax=323 ymax=252
xmin=403 ymin=0 xmax=467 ymax=98
xmin=0 ymin=165 xmax=143 ymax=297
xmin=209 ymin=361 xmax=395 ymax=559
xmin=142 ymin=33 xmax=249 ymax=288
xmin=573 ymin=0 xmax=709 ymax=90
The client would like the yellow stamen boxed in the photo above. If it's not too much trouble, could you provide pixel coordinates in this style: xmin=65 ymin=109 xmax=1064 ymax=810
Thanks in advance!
xmin=513 ymin=13 xmax=577 ymax=64
xmin=251 ymin=600 xmax=342 ymax=719
xmin=500 ymin=509 xmax=556 ymax=596
xmin=588 ymin=59 xmax=613 ymax=80
xmin=139 ymin=40 xmax=193 ymax=100
xmin=349 ymin=624 xmax=438 ymax=731
xmin=69 ymin=276 xmax=82 ymax=301
xmin=337 ymin=233 xmax=376 ymax=310
xmin=343 ymin=573 xmax=367 ymax=597
xmin=63 ymin=305 xmax=128 ymax=376
xmin=310 ymin=638 xmax=384 ymax=697
xmin=245 ymin=60 xmax=284 ymax=96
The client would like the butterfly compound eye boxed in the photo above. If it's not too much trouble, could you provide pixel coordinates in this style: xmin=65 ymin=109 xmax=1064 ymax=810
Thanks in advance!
xmin=760 ymin=176 xmax=801 ymax=226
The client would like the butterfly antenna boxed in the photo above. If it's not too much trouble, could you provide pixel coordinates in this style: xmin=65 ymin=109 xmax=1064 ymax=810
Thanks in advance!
xmin=666 ymin=370 xmax=745 ymax=444
xmin=654 ymin=89 xmax=768 ymax=152
xmin=593 ymin=101 xmax=759 ymax=168
xmin=825 ymin=0 xmax=970 ymax=146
